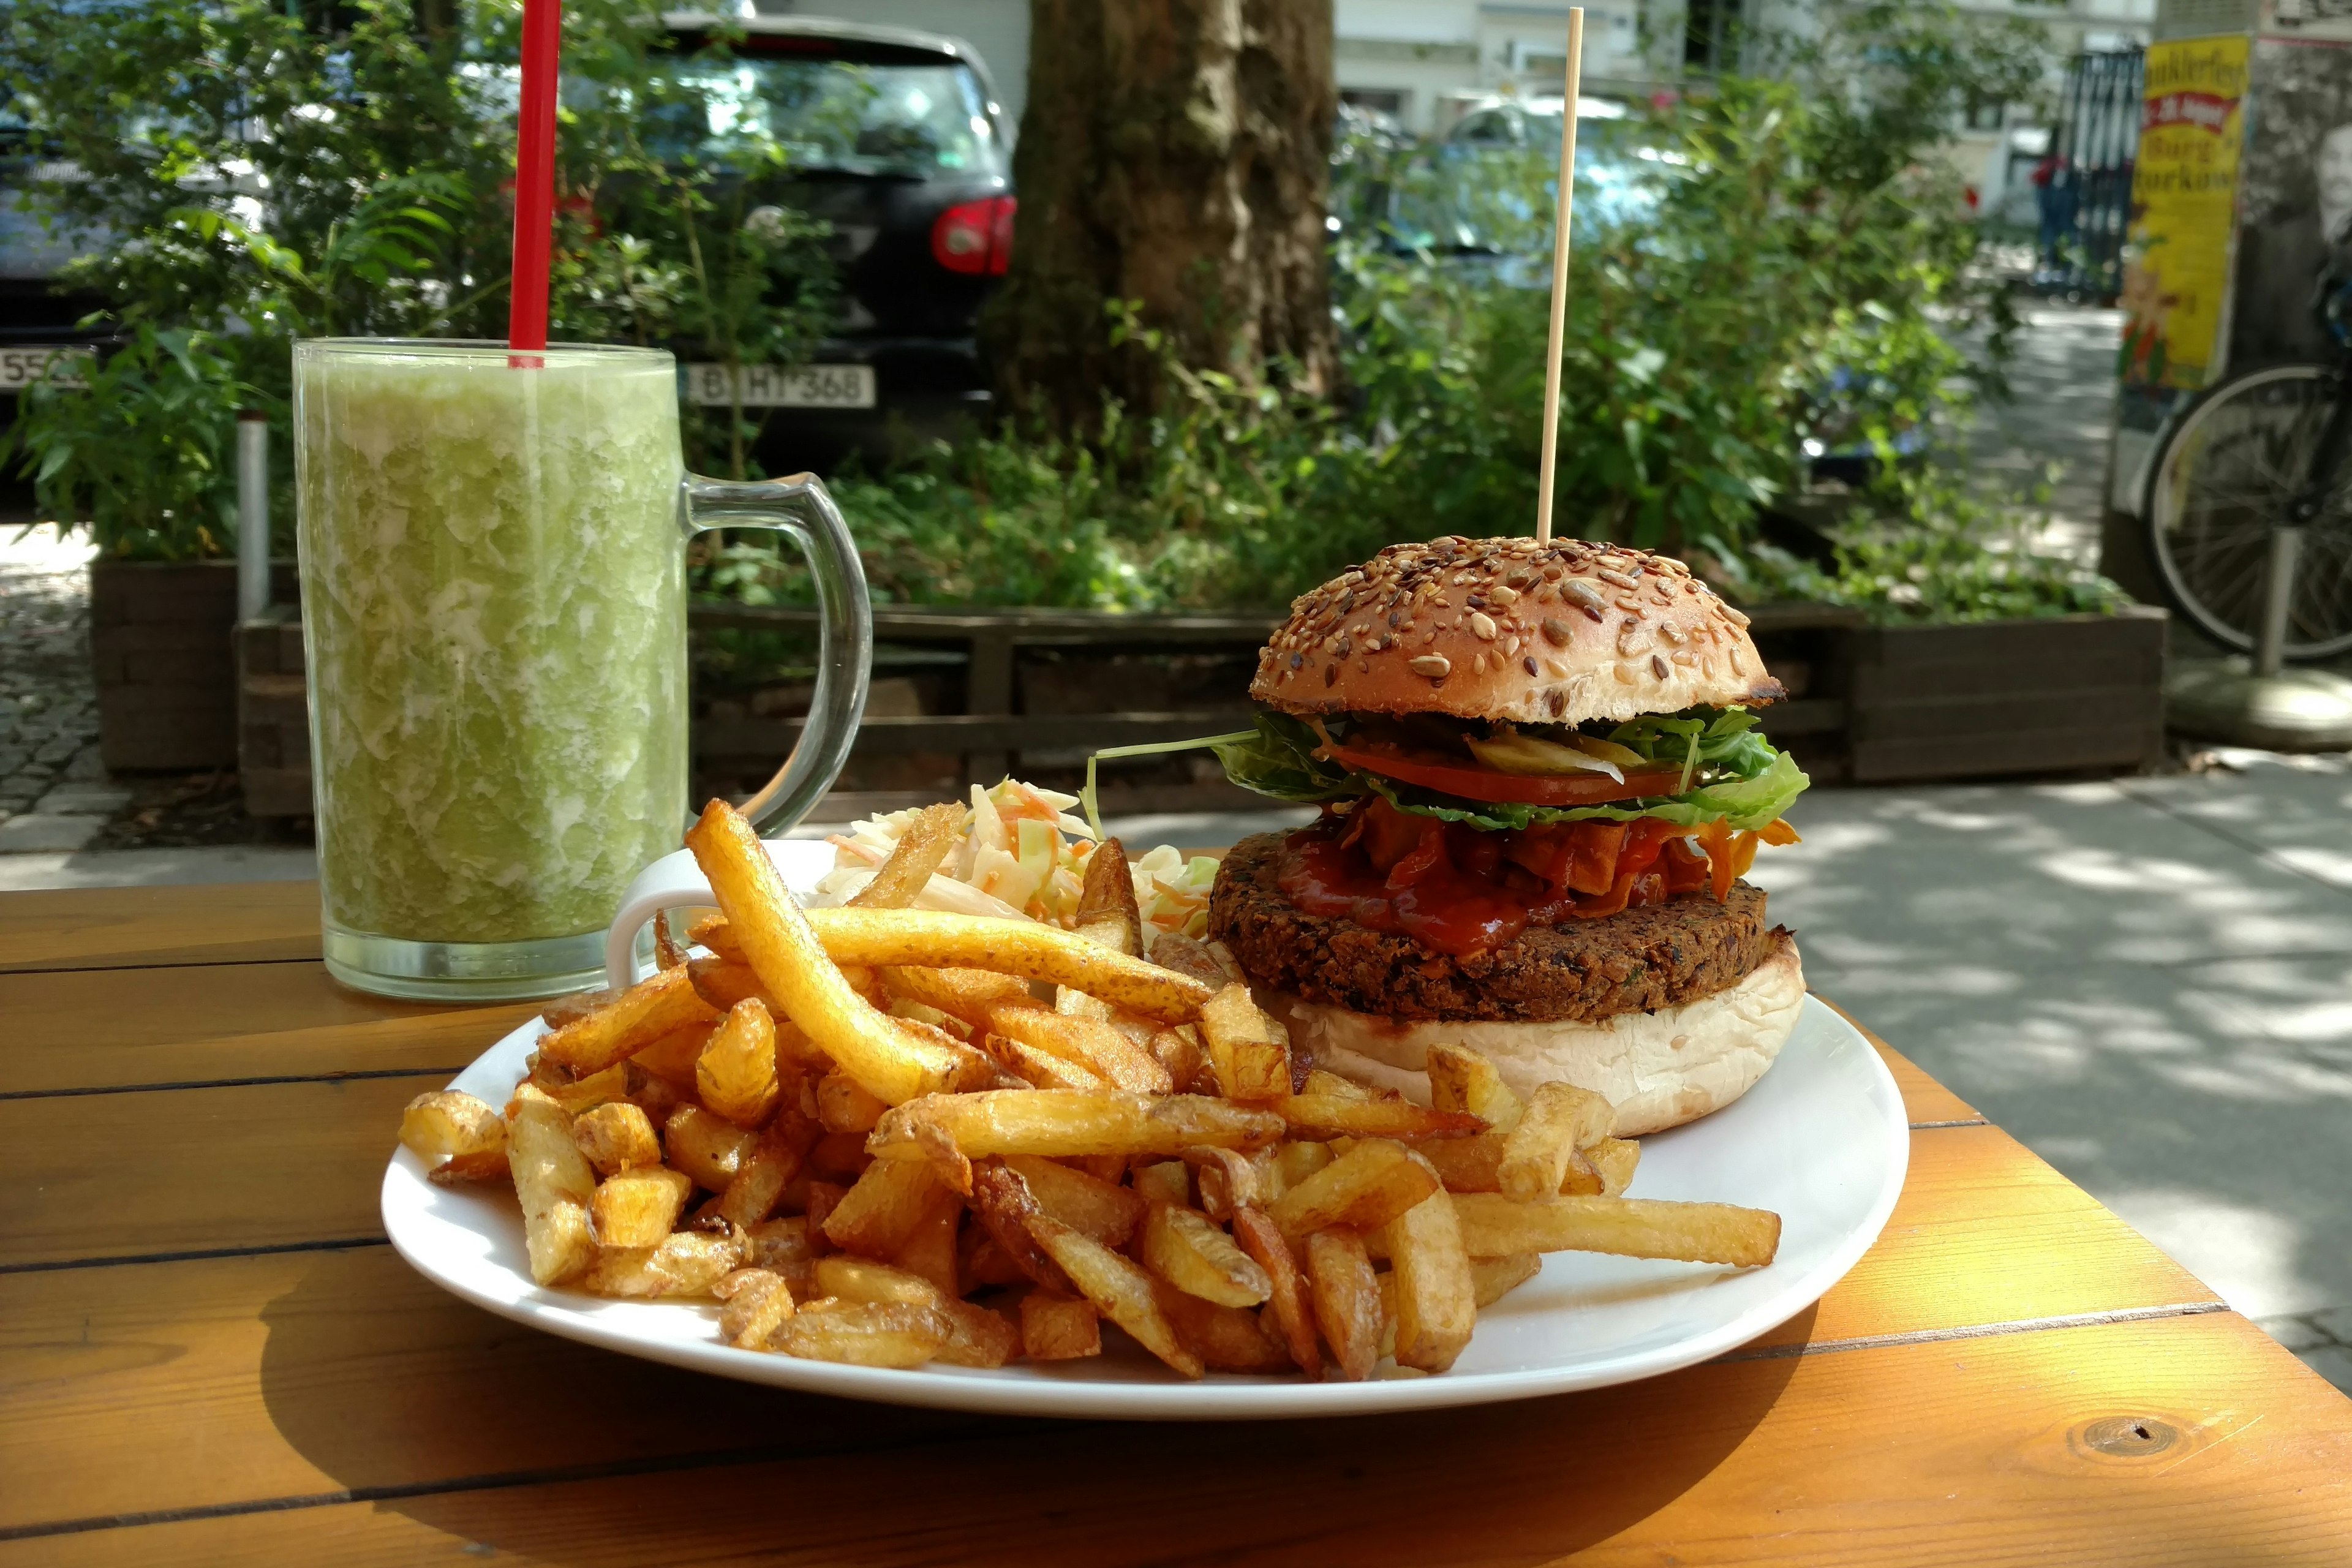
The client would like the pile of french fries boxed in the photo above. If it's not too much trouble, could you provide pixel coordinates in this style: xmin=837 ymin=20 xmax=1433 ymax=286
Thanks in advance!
xmin=398 ymin=798 xmax=1782 ymax=1380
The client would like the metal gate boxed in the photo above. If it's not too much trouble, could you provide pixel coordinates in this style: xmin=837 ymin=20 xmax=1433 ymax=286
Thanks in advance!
xmin=2046 ymin=46 xmax=2146 ymax=303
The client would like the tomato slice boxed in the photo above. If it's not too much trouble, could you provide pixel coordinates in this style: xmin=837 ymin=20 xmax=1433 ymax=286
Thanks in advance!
xmin=1326 ymin=743 xmax=1687 ymax=808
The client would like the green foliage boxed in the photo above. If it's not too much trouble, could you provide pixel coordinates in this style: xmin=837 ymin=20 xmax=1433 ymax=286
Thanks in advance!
xmin=10 ymin=325 xmax=255 ymax=560
xmin=0 ymin=0 xmax=837 ymax=555
xmin=712 ymin=1 xmax=2098 ymax=622
xmin=1723 ymin=464 xmax=2127 ymax=625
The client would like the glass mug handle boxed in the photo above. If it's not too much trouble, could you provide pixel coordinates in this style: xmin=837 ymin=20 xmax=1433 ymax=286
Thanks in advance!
xmin=679 ymin=470 xmax=872 ymax=833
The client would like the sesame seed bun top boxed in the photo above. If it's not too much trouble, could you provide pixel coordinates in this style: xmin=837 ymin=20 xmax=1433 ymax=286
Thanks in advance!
xmin=1250 ymin=536 xmax=1784 ymax=726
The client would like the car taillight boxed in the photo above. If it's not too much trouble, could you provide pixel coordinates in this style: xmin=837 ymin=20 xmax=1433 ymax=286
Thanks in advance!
xmin=931 ymin=196 xmax=1016 ymax=276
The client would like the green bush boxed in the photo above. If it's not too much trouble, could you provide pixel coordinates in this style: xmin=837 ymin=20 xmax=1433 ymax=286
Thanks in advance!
xmin=10 ymin=325 xmax=254 ymax=560
xmin=711 ymin=2 xmax=2105 ymax=620
xmin=0 ymin=0 xmax=837 ymax=554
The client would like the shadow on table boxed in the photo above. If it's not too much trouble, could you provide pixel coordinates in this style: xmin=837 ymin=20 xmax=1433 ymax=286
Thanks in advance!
xmin=259 ymin=1250 xmax=1811 ymax=1564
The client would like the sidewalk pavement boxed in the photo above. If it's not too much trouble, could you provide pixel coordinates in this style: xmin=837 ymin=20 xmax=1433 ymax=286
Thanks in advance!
xmin=4 ymin=764 xmax=2348 ymax=1392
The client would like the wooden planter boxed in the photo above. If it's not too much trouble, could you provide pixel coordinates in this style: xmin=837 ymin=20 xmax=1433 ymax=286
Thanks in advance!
xmin=1842 ymin=605 xmax=2169 ymax=783
xmin=89 ymin=560 xmax=243 ymax=771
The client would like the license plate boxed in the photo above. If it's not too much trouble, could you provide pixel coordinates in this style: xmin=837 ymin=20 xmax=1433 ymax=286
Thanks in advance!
xmin=0 ymin=346 xmax=91 ymax=390
xmin=683 ymin=363 xmax=875 ymax=409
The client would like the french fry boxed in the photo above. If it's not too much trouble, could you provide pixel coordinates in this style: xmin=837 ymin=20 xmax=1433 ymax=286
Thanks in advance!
xmin=590 ymin=1164 xmax=693 ymax=1248
xmin=1147 ymin=932 xmax=1234 ymax=987
xmin=663 ymin=1105 xmax=760 ymax=1192
xmin=848 ymin=801 xmax=963 ymax=910
xmin=654 ymin=912 xmax=686 ymax=971
xmin=804 ymin=1182 xmax=848 ymax=1251
xmin=400 ymin=1091 xmax=507 ymax=1169
xmin=1140 ymin=1202 xmax=1272 ymax=1308
xmin=932 ymin=1299 xmax=1020 ymax=1368
xmin=1075 ymin=836 xmax=1144 ymax=957
xmin=1496 ymin=1083 xmax=1616 ymax=1200
xmin=967 ymin=1161 xmax=1074 ymax=1293
xmin=1055 ymin=984 xmax=1114 ymax=1023
xmin=1232 ymin=1207 xmax=1321 ymax=1379
xmin=1267 ymin=1138 xmax=1441 ymax=1238
xmin=1184 ymin=1145 xmax=1264 ymax=1219
xmin=1153 ymin=1281 xmax=1292 ymax=1373
xmin=768 ymin=1302 xmax=952 ymax=1368
xmin=1003 ymin=1153 xmax=1146 ymax=1246
xmin=1425 ymin=1044 xmax=1526 ymax=1134
xmin=1379 ymin=1166 xmax=1476 ymax=1373
xmin=1020 ymin=1292 xmax=1101 ymax=1360
xmin=1024 ymin=1213 xmax=1204 ymax=1378
xmin=687 ymin=913 xmax=743 ymax=963
xmin=868 ymin=1090 xmax=1284 ymax=1164
xmin=717 ymin=1118 xmax=808 ymax=1229
xmin=1452 ymin=1194 xmax=1782 ymax=1268
xmin=1278 ymin=1095 xmax=1486 ymax=1142
xmin=823 ymin=1155 xmax=946 ymax=1259
xmin=1132 ymin=1159 xmax=1191 ymax=1208
xmin=698 ymin=998 xmax=781 ymax=1127
xmin=1274 ymin=1139 xmax=1334 ymax=1189
xmin=986 ymin=1004 xmax=1172 ymax=1095
xmin=744 ymin=1216 xmax=818 ymax=1296
xmin=809 ymin=1129 xmax=873 ymax=1182
xmin=628 ymin=1022 xmax=712 ymax=1087
xmin=1198 ymin=984 xmax=1290 ymax=1103
xmin=1300 ymin=1068 xmax=1372 ymax=1100
xmin=538 ymin=965 xmax=719 ymax=1077
xmin=540 ymin=987 xmax=617 ymax=1031
xmin=1148 ymin=1026 xmax=1211 ymax=1095
xmin=582 ymin=1229 xmax=742 ymax=1298
xmin=1470 ymin=1252 xmax=1542 ymax=1307
xmin=817 ymin=1071 xmax=891 ymax=1134
xmin=685 ymin=956 xmax=777 ymax=1016
xmin=1590 ymin=1136 xmax=1641 ymax=1197
xmin=815 ymin=1255 xmax=948 ymax=1308
xmin=879 ymin=965 xmax=1035 ymax=1031
xmin=804 ymin=907 xmax=1214 ymax=1023
xmin=716 ymin=1267 xmax=796 ymax=1348
xmin=685 ymin=801 xmax=968 ymax=1106
xmin=528 ymin=1060 xmax=631 ymax=1117
xmin=508 ymin=1096 xmax=597 ymax=1286
xmin=983 ymin=1035 xmax=1112 ymax=1093
xmin=1418 ymin=1133 xmax=1504 ymax=1193
xmin=1305 ymin=1228 xmax=1382 ymax=1382
xmin=891 ymin=1188 xmax=963 ymax=1296
xmin=427 ymin=1149 xmax=511 ymax=1185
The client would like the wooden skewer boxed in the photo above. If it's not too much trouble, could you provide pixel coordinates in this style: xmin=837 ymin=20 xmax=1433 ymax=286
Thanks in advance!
xmin=1534 ymin=7 xmax=1586 ymax=546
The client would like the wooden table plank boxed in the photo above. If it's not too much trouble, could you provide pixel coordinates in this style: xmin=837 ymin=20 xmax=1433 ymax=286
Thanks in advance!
xmin=0 ymin=1076 xmax=421 ymax=1268
xmin=0 ymin=1126 xmax=2219 ymax=1534
xmin=0 ymin=882 xmax=323 ymax=974
xmin=0 ymin=963 xmax=530 ymax=1096
xmin=12 ymin=1313 xmax=2346 ymax=1566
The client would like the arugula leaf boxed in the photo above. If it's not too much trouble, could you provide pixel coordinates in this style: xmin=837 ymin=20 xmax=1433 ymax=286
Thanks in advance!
xmin=1357 ymin=749 xmax=1809 ymax=833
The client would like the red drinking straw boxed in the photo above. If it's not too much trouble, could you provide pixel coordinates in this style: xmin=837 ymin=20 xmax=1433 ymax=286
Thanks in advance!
xmin=507 ymin=0 xmax=562 ymax=354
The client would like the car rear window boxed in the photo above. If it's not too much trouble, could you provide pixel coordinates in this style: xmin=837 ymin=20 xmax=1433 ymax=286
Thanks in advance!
xmin=650 ymin=37 xmax=1005 ymax=180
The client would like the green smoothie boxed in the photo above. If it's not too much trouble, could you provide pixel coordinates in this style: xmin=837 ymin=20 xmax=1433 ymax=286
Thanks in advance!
xmin=293 ymin=341 xmax=687 ymax=948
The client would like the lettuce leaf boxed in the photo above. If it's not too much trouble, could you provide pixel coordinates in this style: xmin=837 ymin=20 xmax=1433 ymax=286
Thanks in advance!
xmin=1083 ymin=709 xmax=1807 ymax=836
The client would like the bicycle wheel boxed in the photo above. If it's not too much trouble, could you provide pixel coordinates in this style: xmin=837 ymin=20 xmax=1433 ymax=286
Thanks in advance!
xmin=2144 ymin=362 xmax=2352 ymax=658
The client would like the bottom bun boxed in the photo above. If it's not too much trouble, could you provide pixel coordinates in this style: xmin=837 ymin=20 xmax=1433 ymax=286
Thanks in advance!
xmin=1270 ymin=932 xmax=1804 ymax=1137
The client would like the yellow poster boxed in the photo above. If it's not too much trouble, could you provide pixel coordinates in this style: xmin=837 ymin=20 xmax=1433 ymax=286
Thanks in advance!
xmin=2121 ymin=37 xmax=2248 ymax=389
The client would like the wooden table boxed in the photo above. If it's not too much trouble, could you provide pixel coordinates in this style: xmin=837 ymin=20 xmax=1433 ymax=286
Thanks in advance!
xmin=7 ymin=880 xmax=2352 ymax=1565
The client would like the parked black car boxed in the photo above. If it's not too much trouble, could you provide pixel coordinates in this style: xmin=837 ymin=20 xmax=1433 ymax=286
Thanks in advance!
xmin=655 ymin=14 xmax=1014 ymax=472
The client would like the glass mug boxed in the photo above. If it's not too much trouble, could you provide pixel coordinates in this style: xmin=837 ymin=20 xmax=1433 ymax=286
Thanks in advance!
xmin=293 ymin=339 xmax=870 ymax=1001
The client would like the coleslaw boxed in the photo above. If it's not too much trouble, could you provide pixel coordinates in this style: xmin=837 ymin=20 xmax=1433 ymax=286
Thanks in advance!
xmin=812 ymin=780 xmax=1221 ymax=945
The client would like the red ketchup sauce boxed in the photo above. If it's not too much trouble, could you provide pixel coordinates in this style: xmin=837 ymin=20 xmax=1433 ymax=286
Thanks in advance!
xmin=1276 ymin=797 xmax=1711 ymax=958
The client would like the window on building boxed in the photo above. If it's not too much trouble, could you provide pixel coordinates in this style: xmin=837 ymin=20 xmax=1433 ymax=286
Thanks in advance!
xmin=1341 ymin=88 xmax=1408 ymax=121
xmin=1684 ymin=0 xmax=1740 ymax=72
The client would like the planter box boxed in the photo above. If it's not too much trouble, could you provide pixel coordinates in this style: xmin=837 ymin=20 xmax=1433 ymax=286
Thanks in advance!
xmin=1843 ymin=605 xmax=2169 ymax=783
xmin=89 ymin=561 xmax=243 ymax=771
xmin=235 ymin=605 xmax=312 ymax=819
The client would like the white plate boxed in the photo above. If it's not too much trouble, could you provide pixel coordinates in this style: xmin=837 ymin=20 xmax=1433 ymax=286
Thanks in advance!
xmin=383 ymin=998 xmax=1903 ymax=1419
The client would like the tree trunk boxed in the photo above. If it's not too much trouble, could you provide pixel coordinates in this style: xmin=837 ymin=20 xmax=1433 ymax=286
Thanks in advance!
xmin=984 ymin=0 xmax=1336 ymax=433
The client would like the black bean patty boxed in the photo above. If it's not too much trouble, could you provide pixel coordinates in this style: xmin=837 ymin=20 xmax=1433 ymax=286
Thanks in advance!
xmin=1208 ymin=830 xmax=1782 ymax=1023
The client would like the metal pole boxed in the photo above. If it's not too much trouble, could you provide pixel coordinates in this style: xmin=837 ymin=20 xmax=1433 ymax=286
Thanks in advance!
xmin=236 ymin=411 xmax=270 ymax=621
xmin=2255 ymin=526 xmax=2301 ymax=678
